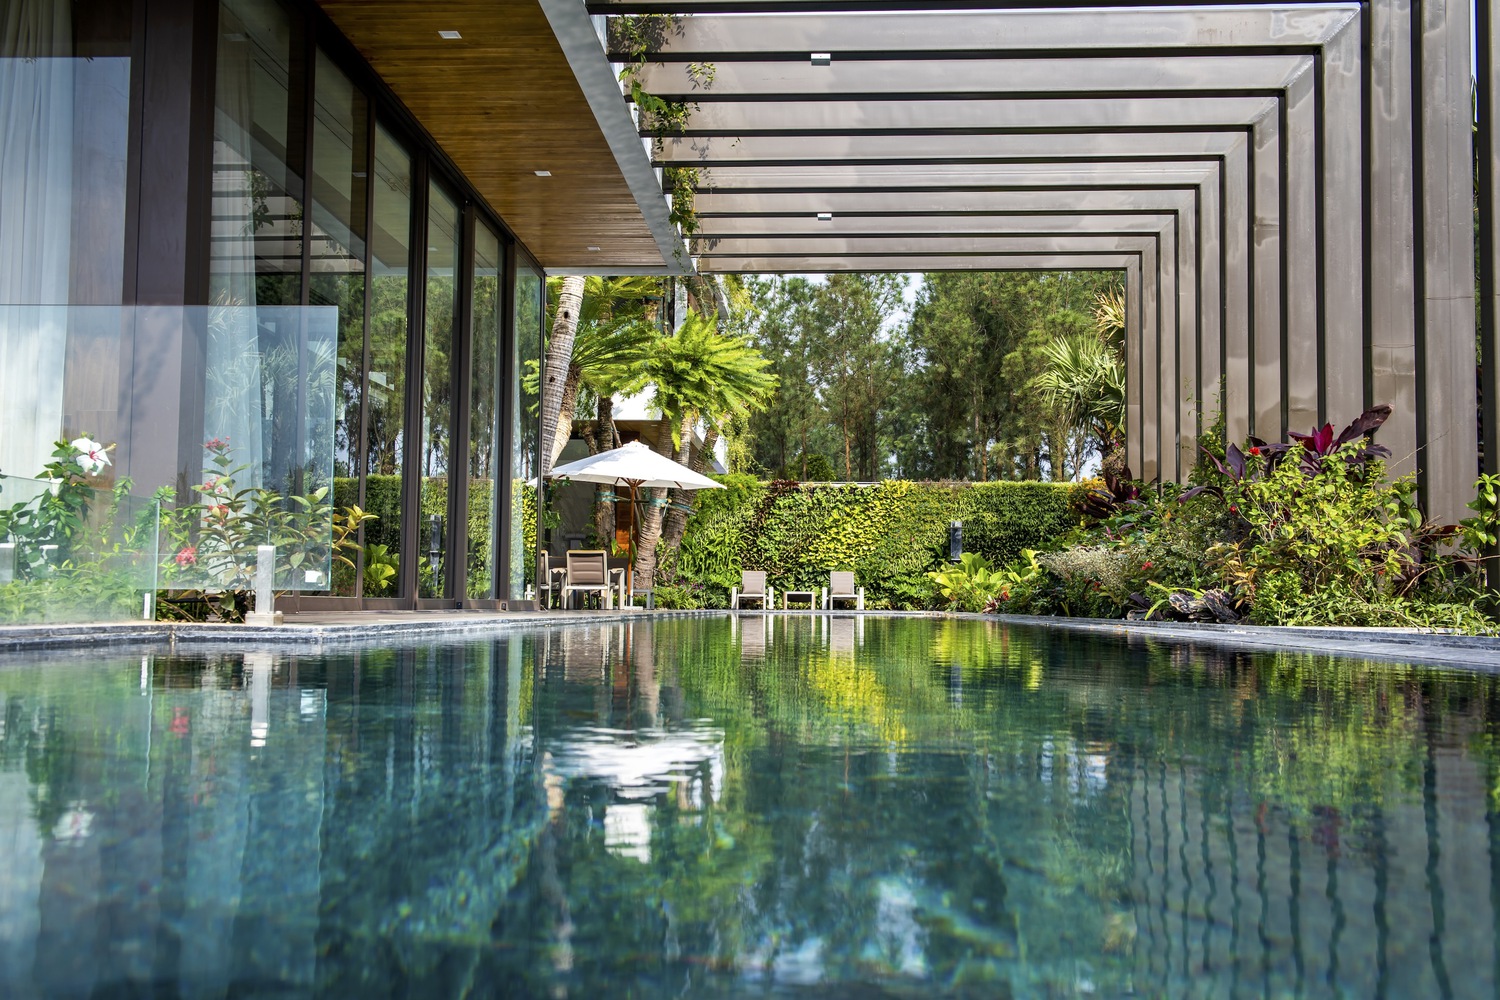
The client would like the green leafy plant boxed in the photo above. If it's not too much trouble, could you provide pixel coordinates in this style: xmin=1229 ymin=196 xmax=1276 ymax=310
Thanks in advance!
xmin=929 ymin=550 xmax=1041 ymax=612
xmin=362 ymin=542 xmax=398 ymax=594
xmin=157 ymin=440 xmax=375 ymax=621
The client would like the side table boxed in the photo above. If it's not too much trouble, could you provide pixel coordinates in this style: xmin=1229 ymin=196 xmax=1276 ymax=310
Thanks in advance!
xmin=782 ymin=589 xmax=816 ymax=609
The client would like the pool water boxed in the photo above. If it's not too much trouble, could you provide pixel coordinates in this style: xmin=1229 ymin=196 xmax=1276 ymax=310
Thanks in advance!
xmin=1 ymin=615 xmax=1498 ymax=998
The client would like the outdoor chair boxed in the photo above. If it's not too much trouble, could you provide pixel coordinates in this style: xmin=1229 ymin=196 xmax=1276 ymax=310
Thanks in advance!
xmin=563 ymin=550 xmax=613 ymax=609
xmin=822 ymin=571 xmax=865 ymax=611
xmin=730 ymin=570 xmax=774 ymax=610
xmin=537 ymin=551 xmax=568 ymax=610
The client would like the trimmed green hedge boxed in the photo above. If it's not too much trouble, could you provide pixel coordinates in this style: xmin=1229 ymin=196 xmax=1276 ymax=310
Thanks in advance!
xmin=675 ymin=477 xmax=1089 ymax=609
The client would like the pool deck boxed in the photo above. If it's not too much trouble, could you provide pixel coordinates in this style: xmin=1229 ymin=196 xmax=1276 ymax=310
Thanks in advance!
xmin=0 ymin=608 xmax=1498 ymax=669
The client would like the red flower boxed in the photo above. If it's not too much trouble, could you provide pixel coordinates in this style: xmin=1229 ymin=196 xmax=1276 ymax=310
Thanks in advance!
xmin=1000 ymin=590 xmax=1010 ymax=601
xmin=1249 ymin=446 xmax=1262 ymax=456
xmin=1230 ymin=505 xmax=1240 ymax=514
xmin=204 ymin=437 xmax=230 ymax=451
xmin=1142 ymin=561 xmax=1153 ymax=570
xmin=208 ymin=504 xmax=227 ymax=520
xmin=175 ymin=546 xmax=197 ymax=568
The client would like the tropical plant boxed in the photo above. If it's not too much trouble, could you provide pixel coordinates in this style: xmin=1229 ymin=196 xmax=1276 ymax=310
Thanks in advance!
xmin=638 ymin=310 xmax=778 ymax=581
xmin=156 ymin=440 xmax=375 ymax=622
xmin=1032 ymin=334 xmax=1125 ymax=450
xmin=929 ymin=550 xmax=1042 ymax=612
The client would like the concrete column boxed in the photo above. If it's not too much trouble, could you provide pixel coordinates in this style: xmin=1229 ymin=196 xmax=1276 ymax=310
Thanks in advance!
xmin=1417 ymin=0 xmax=1479 ymax=523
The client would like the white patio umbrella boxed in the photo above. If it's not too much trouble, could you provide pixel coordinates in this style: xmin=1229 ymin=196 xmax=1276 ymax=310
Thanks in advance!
xmin=547 ymin=441 xmax=723 ymax=594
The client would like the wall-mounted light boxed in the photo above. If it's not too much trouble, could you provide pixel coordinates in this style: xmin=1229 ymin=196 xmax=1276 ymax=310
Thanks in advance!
xmin=534 ymin=170 xmax=552 ymax=177
xmin=811 ymin=52 xmax=832 ymax=66
xmin=587 ymin=246 xmax=602 ymax=252
xmin=438 ymin=30 xmax=462 ymax=39
xmin=817 ymin=212 xmax=834 ymax=222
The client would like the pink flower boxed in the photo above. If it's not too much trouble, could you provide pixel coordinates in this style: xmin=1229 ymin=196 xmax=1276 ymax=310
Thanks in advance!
xmin=201 ymin=477 xmax=229 ymax=498
xmin=204 ymin=437 xmax=231 ymax=451
xmin=175 ymin=546 xmax=197 ymax=568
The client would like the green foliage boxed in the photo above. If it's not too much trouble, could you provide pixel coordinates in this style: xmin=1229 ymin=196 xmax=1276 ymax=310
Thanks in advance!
xmin=673 ymin=478 xmax=1086 ymax=609
xmin=1032 ymin=332 xmax=1125 ymax=445
xmin=1461 ymin=472 xmax=1500 ymax=549
xmin=0 ymin=440 xmax=153 ymax=624
xmin=1030 ymin=416 xmax=1498 ymax=632
xmin=928 ymin=551 xmax=1041 ymax=612
xmin=363 ymin=543 xmax=398 ymax=594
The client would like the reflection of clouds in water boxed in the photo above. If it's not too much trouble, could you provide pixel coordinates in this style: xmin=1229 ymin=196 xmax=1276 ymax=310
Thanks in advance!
xmin=545 ymin=725 xmax=725 ymax=802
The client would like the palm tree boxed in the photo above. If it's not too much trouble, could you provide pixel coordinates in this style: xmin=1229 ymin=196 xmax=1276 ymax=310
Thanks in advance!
xmin=540 ymin=275 xmax=665 ymax=469
xmin=634 ymin=310 xmax=777 ymax=586
xmin=1033 ymin=333 xmax=1125 ymax=453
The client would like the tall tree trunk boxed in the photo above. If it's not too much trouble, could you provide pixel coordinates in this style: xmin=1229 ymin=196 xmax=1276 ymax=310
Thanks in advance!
xmin=662 ymin=422 xmax=716 ymax=552
xmin=538 ymin=275 xmax=585 ymax=477
xmin=593 ymin=395 xmax=616 ymax=547
xmin=631 ymin=432 xmax=676 ymax=589
xmin=548 ymin=364 xmax=584 ymax=469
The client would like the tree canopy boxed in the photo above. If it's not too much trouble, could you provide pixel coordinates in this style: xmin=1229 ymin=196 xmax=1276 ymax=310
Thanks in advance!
xmin=742 ymin=270 xmax=1124 ymax=482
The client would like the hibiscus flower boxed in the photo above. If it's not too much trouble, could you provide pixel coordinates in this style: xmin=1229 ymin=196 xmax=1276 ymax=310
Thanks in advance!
xmin=71 ymin=437 xmax=111 ymax=476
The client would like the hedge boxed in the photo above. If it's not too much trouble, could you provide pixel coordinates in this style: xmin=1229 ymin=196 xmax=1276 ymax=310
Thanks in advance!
xmin=334 ymin=475 xmax=1083 ymax=607
xmin=675 ymin=477 xmax=1090 ymax=609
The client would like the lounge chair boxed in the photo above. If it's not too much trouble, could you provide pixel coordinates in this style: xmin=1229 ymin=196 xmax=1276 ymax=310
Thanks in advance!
xmin=730 ymin=570 xmax=774 ymax=610
xmin=563 ymin=550 xmax=613 ymax=609
xmin=822 ymin=571 xmax=865 ymax=610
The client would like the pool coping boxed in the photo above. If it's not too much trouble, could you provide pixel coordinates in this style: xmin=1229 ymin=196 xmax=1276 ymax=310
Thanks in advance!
xmin=1 ymin=609 xmax=1498 ymax=669
xmin=980 ymin=613 xmax=1500 ymax=670
xmin=0 ymin=609 xmax=727 ymax=654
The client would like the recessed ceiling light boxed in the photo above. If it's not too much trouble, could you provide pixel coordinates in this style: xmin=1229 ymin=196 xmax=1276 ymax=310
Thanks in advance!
xmin=586 ymin=246 xmax=602 ymax=252
xmin=534 ymin=170 xmax=552 ymax=177
xmin=817 ymin=212 xmax=834 ymax=221
xmin=811 ymin=52 xmax=832 ymax=66
xmin=438 ymin=30 xmax=462 ymax=39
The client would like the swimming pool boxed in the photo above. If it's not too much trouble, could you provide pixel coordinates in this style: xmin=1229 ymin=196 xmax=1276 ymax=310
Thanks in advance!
xmin=0 ymin=615 xmax=1496 ymax=997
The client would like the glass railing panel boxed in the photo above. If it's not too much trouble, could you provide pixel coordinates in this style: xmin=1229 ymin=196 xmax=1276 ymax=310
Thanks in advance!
xmin=0 ymin=473 xmax=159 ymax=624
xmin=0 ymin=305 xmax=339 ymax=595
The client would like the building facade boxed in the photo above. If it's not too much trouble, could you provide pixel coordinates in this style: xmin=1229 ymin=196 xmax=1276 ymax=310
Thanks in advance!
xmin=0 ymin=0 xmax=683 ymax=609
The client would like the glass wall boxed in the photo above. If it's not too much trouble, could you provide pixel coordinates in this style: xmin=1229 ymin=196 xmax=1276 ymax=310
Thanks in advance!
xmin=209 ymin=0 xmax=308 ymax=496
xmin=511 ymin=263 xmax=545 ymax=600
xmin=364 ymin=124 xmax=413 ymax=596
xmin=0 ymin=0 xmax=132 ymax=479
xmin=309 ymin=51 xmax=370 ymax=596
xmin=420 ymin=183 xmax=460 ymax=598
xmin=469 ymin=224 xmax=503 ymax=599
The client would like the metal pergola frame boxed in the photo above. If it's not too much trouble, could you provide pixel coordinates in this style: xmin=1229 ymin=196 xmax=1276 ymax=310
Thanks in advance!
xmin=585 ymin=0 xmax=1479 ymax=522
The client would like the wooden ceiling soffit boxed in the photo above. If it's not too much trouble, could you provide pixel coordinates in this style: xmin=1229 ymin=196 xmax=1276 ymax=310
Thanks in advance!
xmin=316 ymin=0 xmax=688 ymax=274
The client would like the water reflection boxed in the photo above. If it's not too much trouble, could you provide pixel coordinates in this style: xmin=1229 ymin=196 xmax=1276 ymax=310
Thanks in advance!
xmin=0 ymin=618 xmax=1498 ymax=997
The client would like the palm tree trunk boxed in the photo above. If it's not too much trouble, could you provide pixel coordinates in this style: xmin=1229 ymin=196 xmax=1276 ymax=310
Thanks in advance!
xmin=538 ymin=275 xmax=585 ymax=477
xmin=593 ymin=395 xmax=616 ymax=546
xmin=631 ymin=433 xmax=676 ymax=590
xmin=548 ymin=364 xmax=584 ymax=469
xmin=662 ymin=422 xmax=716 ymax=552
